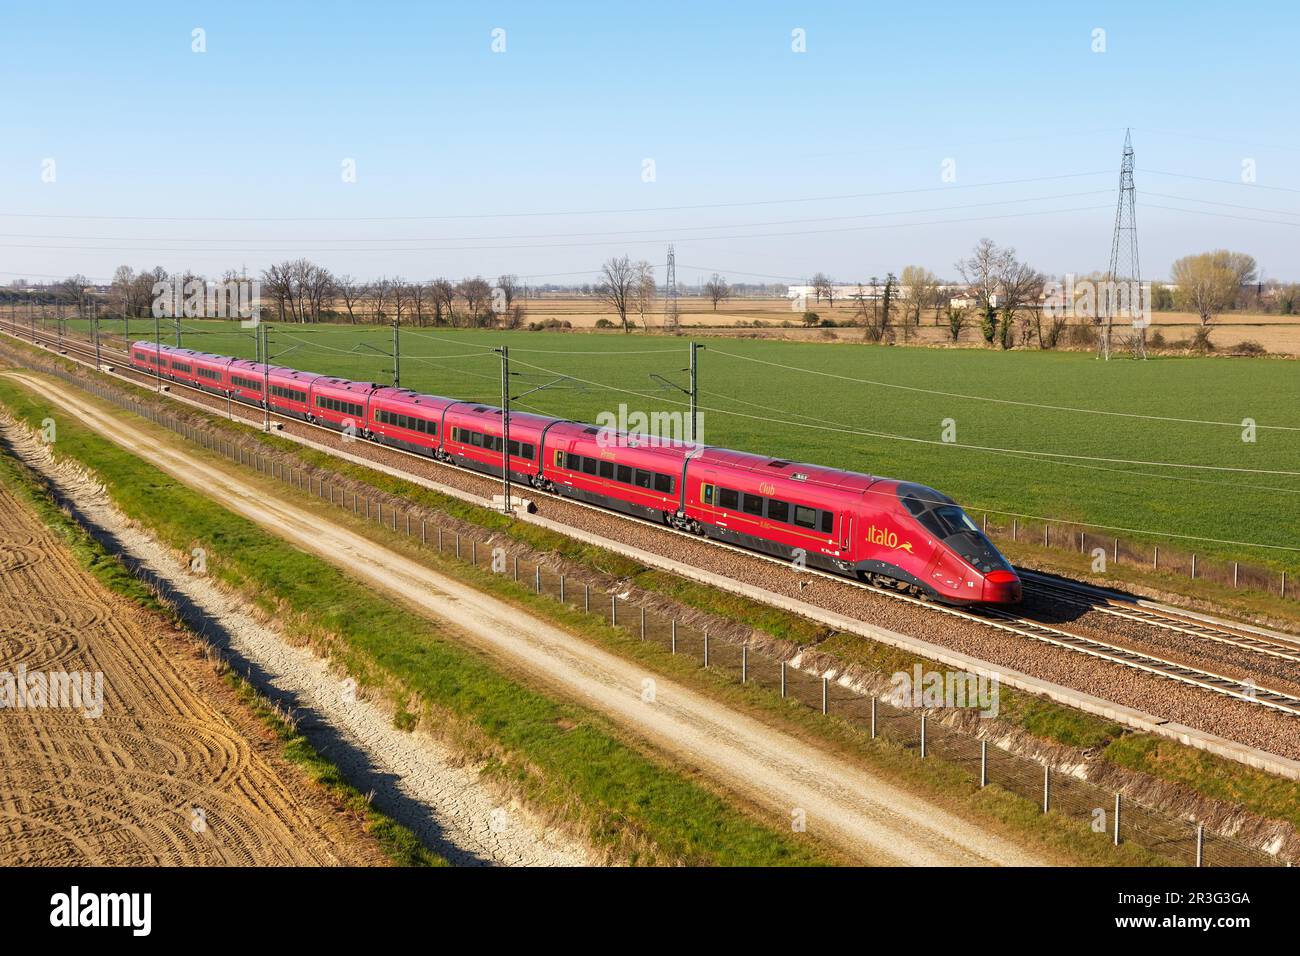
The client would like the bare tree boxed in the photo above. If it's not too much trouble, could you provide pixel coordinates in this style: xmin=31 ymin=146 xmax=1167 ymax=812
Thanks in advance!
xmin=336 ymin=275 xmax=369 ymax=323
xmin=597 ymin=255 xmax=636 ymax=332
xmin=958 ymin=239 xmax=1024 ymax=348
xmin=432 ymin=278 xmax=457 ymax=326
xmin=899 ymin=265 xmax=939 ymax=335
xmin=633 ymin=260 xmax=656 ymax=330
xmin=996 ymin=257 xmax=1043 ymax=349
xmin=390 ymin=277 xmax=410 ymax=327
xmin=703 ymin=273 xmax=730 ymax=311
xmin=459 ymin=276 xmax=491 ymax=326
xmin=367 ymin=276 xmax=393 ymax=324
xmin=409 ymin=281 xmax=430 ymax=326
xmin=810 ymin=272 xmax=831 ymax=304
xmin=1172 ymin=249 xmax=1258 ymax=347
xmin=496 ymin=274 xmax=520 ymax=313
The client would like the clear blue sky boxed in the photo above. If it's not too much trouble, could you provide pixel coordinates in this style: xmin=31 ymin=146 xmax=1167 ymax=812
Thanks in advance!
xmin=2 ymin=1 xmax=1296 ymax=285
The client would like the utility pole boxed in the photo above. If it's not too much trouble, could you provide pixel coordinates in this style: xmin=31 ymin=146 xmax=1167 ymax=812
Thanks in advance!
xmin=93 ymin=302 xmax=101 ymax=370
xmin=261 ymin=324 xmax=271 ymax=432
xmin=1105 ymin=128 xmax=1143 ymax=360
xmin=392 ymin=320 xmax=401 ymax=387
xmin=153 ymin=310 xmax=162 ymax=391
xmin=174 ymin=314 xmax=182 ymax=348
xmin=495 ymin=345 xmax=511 ymax=513
xmin=688 ymin=341 xmax=701 ymax=444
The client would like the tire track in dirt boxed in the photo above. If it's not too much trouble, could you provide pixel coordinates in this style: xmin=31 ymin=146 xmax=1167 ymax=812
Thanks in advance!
xmin=11 ymin=371 xmax=1049 ymax=866
xmin=0 ymin=433 xmax=381 ymax=866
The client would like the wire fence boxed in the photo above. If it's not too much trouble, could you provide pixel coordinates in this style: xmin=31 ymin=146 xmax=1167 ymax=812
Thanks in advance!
xmin=3 ymin=339 xmax=1294 ymax=868
xmin=974 ymin=511 xmax=1293 ymax=603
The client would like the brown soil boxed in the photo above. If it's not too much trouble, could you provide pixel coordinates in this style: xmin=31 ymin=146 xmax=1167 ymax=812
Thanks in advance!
xmin=0 ymin=469 xmax=384 ymax=866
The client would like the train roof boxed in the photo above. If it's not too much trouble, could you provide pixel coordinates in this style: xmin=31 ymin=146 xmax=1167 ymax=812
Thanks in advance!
xmin=696 ymin=446 xmax=878 ymax=494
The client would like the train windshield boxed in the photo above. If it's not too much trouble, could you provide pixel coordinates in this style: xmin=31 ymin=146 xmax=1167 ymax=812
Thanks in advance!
xmin=898 ymin=485 xmax=1012 ymax=574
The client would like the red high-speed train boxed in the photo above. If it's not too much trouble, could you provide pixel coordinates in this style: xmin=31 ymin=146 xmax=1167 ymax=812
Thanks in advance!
xmin=130 ymin=341 xmax=1022 ymax=605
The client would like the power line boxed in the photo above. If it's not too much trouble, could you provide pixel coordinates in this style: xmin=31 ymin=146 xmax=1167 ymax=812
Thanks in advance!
xmin=502 ymin=355 xmax=1300 ymax=477
xmin=0 ymin=204 xmax=1115 ymax=254
xmin=0 ymin=190 xmax=1115 ymax=244
xmin=0 ymin=169 xmax=1112 ymax=222
xmin=704 ymin=347 xmax=1300 ymax=431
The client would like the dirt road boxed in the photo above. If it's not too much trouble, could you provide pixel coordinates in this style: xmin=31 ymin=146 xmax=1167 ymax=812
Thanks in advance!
xmin=0 ymin=446 xmax=380 ymax=865
xmin=11 ymin=371 xmax=1048 ymax=866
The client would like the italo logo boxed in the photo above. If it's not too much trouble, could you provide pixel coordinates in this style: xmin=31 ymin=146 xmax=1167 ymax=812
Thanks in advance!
xmin=866 ymin=525 xmax=913 ymax=553
xmin=49 ymin=886 xmax=151 ymax=936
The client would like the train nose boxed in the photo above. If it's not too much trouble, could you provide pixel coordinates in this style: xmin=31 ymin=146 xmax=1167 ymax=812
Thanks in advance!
xmin=982 ymin=569 xmax=1022 ymax=604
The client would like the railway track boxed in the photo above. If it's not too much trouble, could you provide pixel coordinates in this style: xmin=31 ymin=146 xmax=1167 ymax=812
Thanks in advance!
xmin=1023 ymin=574 xmax=1300 ymax=663
xmin=8 ymin=322 xmax=1300 ymax=719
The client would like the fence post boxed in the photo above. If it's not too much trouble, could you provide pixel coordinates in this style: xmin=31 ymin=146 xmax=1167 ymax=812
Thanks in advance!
xmin=640 ymin=607 xmax=646 ymax=640
xmin=742 ymin=644 xmax=748 ymax=683
xmin=559 ymin=575 xmax=566 ymax=603
xmin=421 ymin=520 xmax=426 ymax=545
xmin=1153 ymin=545 xmax=1159 ymax=570
xmin=438 ymin=527 xmax=444 ymax=551
xmin=919 ymin=713 xmax=926 ymax=756
xmin=1079 ymin=530 xmax=1085 ymax=554
xmin=1196 ymin=824 xmax=1204 ymax=867
xmin=1283 ymin=571 xmax=1287 ymax=599
xmin=610 ymin=594 xmax=616 ymax=626
xmin=471 ymin=539 xmax=477 ymax=564
xmin=870 ymin=697 xmax=877 ymax=739
xmin=1233 ymin=562 xmax=1239 ymax=588
xmin=1114 ymin=793 xmax=1122 ymax=846
xmin=1011 ymin=518 xmax=1017 ymax=541
xmin=780 ymin=661 xmax=786 ymax=698
xmin=455 ymin=533 xmax=460 ymax=559
xmin=821 ymin=677 xmax=828 ymax=715
xmin=704 ymin=631 xmax=710 ymax=667
xmin=584 ymin=584 xmax=590 ymax=613
xmin=1044 ymin=523 xmax=1049 ymax=547
xmin=980 ymin=740 xmax=988 ymax=787
xmin=1114 ymin=537 xmax=1119 ymax=563
xmin=671 ymin=619 xmax=677 ymax=654
xmin=535 ymin=565 xmax=541 ymax=593
xmin=1043 ymin=763 xmax=1051 ymax=813
xmin=513 ymin=556 xmax=519 ymax=582
xmin=1191 ymin=553 xmax=1197 ymax=579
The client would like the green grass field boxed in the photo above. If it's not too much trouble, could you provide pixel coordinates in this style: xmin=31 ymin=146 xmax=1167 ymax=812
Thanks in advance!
xmin=72 ymin=317 xmax=1300 ymax=576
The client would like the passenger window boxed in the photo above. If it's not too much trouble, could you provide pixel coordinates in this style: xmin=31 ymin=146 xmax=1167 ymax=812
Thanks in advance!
xmin=582 ymin=457 xmax=597 ymax=475
xmin=617 ymin=464 xmax=632 ymax=484
xmin=821 ymin=512 xmax=834 ymax=533
xmin=567 ymin=453 xmax=582 ymax=470
xmin=743 ymin=494 xmax=764 ymax=516
xmin=599 ymin=460 xmax=614 ymax=479
xmin=768 ymin=499 xmax=790 ymax=523
xmin=653 ymin=473 xmax=672 ymax=494
xmin=470 ymin=432 xmax=482 ymax=447
xmin=794 ymin=505 xmax=817 ymax=528
xmin=523 ymin=444 xmax=534 ymax=460
xmin=719 ymin=488 xmax=738 ymax=510
xmin=635 ymin=470 xmax=652 ymax=489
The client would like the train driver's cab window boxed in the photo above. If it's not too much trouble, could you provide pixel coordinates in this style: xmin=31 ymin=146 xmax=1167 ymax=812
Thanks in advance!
xmin=702 ymin=484 xmax=713 ymax=505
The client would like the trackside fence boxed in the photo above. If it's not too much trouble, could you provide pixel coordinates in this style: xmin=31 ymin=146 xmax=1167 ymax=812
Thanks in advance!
xmin=3 ymin=345 xmax=1294 ymax=868
xmin=974 ymin=511 xmax=1292 ymax=603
